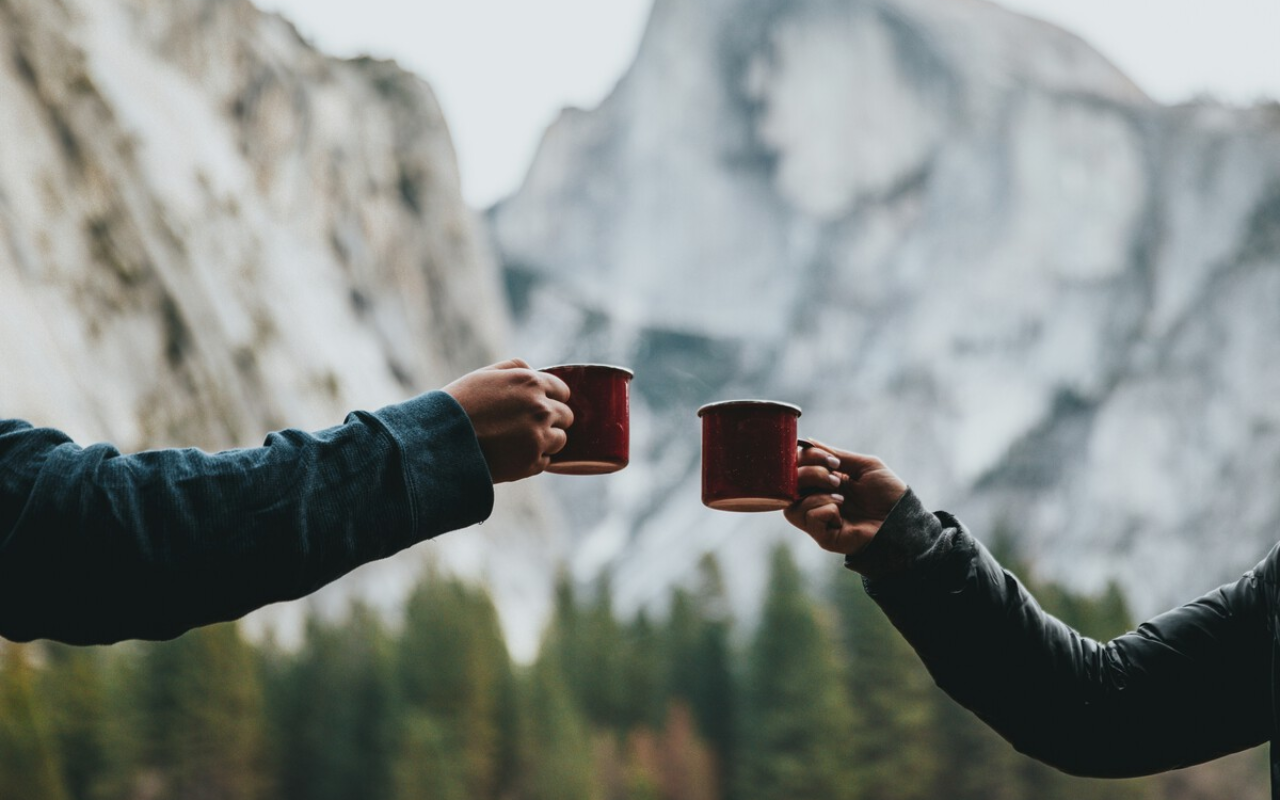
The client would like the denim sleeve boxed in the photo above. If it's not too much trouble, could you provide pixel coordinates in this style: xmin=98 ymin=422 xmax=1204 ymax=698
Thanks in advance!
xmin=0 ymin=390 xmax=493 ymax=644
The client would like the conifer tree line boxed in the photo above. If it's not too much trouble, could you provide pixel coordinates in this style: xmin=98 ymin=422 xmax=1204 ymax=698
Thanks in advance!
xmin=0 ymin=546 xmax=1268 ymax=800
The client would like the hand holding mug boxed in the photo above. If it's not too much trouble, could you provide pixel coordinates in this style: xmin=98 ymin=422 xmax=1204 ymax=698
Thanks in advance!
xmin=443 ymin=359 xmax=574 ymax=483
xmin=784 ymin=441 xmax=907 ymax=556
xmin=539 ymin=364 xmax=633 ymax=475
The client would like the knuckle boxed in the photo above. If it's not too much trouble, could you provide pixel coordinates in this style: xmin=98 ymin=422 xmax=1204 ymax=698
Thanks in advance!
xmin=506 ymin=368 xmax=538 ymax=390
xmin=532 ymin=399 xmax=555 ymax=423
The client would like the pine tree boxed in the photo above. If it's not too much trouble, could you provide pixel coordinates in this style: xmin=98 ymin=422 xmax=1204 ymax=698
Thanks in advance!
xmin=396 ymin=568 xmax=513 ymax=800
xmin=578 ymin=573 xmax=629 ymax=730
xmin=267 ymin=603 xmax=400 ymax=800
xmin=664 ymin=587 xmax=700 ymax=705
xmin=619 ymin=609 xmax=666 ymax=733
xmin=120 ymin=623 xmax=269 ymax=800
xmin=661 ymin=554 xmax=736 ymax=797
xmin=517 ymin=647 xmax=595 ymax=800
xmin=831 ymin=570 xmax=940 ymax=800
xmin=689 ymin=554 xmax=736 ymax=789
xmin=391 ymin=712 xmax=468 ymax=800
xmin=0 ymin=643 xmax=70 ymax=800
xmin=738 ymin=544 xmax=858 ymax=800
xmin=548 ymin=569 xmax=587 ymax=694
xmin=37 ymin=642 xmax=110 ymax=800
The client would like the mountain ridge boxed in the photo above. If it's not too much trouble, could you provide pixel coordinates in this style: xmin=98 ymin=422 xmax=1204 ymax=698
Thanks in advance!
xmin=490 ymin=0 xmax=1280 ymax=621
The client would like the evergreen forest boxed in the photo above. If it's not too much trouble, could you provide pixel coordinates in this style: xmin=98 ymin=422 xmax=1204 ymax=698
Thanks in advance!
xmin=0 ymin=545 xmax=1267 ymax=800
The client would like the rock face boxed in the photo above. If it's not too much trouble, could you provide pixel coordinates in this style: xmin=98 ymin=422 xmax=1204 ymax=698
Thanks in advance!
xmin=0 ymin=0 xmax=562 ymax=656
xmin=491 ymin=0 xmax=1280 ymax=619
xmin=4 ymin=0 xmax=1278 ymax=645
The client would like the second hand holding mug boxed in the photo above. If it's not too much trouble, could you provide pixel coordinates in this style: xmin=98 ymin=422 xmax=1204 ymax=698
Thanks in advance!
xmin=540 ymin=363 xmax=634 ymax=475
xmin=698 ymin=399 xmax=804 ymax=511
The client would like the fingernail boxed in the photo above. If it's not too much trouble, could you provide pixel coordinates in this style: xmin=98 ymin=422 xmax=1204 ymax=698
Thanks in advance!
xmin=827 ymin=456 xmax=840 ymax=470
xmin=831 ymin=494 xmax=844 ymax=503
xmin=828 ymin=473 xmax=842 ymax=487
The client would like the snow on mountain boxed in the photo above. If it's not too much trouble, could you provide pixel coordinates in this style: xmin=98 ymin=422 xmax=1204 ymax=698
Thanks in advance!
xmin=0 ymin=0 xmax=562 ymax=658
xmin=4 ymin=0 xmax=1277 ymax=649
xmin=490 ymin=0 xmax=1280 ymax=621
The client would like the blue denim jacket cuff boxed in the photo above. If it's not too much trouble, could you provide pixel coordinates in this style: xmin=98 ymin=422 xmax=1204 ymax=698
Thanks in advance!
xmin=367 ymin=390 xmax=495 ymax=539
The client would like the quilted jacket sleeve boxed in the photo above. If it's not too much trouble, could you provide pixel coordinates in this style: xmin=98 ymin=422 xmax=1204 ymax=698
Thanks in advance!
xmin=851 ymin=489 xmax=1273 ymax=777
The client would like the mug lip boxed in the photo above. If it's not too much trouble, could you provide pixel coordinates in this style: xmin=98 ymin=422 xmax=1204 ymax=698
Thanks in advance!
xmin=540 ymin=363 xmax=634 ymax=378
xmin=697 ymin=399 xmax=802 ymax=417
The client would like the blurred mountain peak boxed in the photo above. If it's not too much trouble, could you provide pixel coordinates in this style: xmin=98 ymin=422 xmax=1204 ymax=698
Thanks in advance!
xmin=0 ymin=0 xmax=562 ymax=658
xmin=492 ymin=0 xmax=1280 ymax=622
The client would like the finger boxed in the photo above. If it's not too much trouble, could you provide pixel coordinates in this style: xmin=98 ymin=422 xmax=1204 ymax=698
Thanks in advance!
xmin=806 ymin=503 xmax=844 ymax=529
xmin=805 ymin=505 xmax=847 ymax=551
xmin=803 ymin=438 xmax=884 ymax=477
xmin=545 ymin=399 xmax=574 ymax=429
xmin=538 ymin=371 xmax=572 ymax=403
xmin=784 ymin=492 xmax=843 ymax=528
xmin=798 ymin=465 xmax=842 ymax=493
xmin=543 ymin=427 xmax=569 ymax=456
xmin=797 ymin=446 xmax=842 ymax=470
xmin=490 ymin=358 xmax=532 ymax=370
xmin=796 ymin=492 xmax=844 ymax=513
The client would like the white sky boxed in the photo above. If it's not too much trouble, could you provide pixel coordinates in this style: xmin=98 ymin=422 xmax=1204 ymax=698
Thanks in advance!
xmin=254 ymin=0 xmax=1280 ymax=209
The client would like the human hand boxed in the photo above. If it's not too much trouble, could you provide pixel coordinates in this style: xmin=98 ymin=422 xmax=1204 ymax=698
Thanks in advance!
xmin=443 ymin=359 xmax=574 ymax=483
xmin=783 ymin=440 xmax=908 ymax=556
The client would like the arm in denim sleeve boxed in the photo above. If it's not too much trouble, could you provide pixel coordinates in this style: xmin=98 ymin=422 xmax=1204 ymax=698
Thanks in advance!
xmin=0 ymin=391 xmax=493 ymax=644
xmin=849 ymin=489 xmax=1272 ymax=777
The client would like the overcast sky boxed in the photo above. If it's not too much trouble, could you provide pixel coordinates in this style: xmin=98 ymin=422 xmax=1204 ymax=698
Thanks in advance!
xmin=254 ymin=0 xmax=1280 ymax=208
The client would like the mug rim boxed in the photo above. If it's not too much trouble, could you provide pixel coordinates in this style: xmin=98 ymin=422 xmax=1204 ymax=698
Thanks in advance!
xmin=697 ymin=399 xmax=802 ymax=417
xmin=540 ymin=363 xmax=634 ymax=378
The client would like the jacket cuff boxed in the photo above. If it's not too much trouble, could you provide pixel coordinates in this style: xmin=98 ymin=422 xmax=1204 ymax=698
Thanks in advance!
xmin=366 ymin=390 xmax=495 ymax=539
xmin=844 ymin=487 xmax=943 ymax=578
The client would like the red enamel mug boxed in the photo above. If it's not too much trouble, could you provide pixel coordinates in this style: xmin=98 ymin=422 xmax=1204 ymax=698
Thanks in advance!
xmin=698 ymin=400 xmax=803 ymax=512
xmin=540 ymin=364 xmax=633 ymax=475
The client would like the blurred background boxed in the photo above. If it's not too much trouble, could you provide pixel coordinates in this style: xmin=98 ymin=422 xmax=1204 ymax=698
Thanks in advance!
xmin=1 ymin=0 xmax=1277 ymax=797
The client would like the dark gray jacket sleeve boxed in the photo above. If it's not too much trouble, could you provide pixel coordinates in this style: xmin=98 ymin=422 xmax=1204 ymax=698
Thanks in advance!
xmin=0 ymin=391 xmax=494 ymax=645
xmin=849 ymin=489 xmax=1273 ymax=777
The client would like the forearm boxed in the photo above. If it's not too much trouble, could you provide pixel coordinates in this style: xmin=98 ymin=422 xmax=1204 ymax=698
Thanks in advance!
xmin=852 ymin=491 xmax=1271 ymax=776
xmin=0 ymin=391 xmax=493 ymax=644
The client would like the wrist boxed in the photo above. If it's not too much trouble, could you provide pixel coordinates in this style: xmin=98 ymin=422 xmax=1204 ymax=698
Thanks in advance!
xmin=843 ymin=488 xmax=941 ymax=578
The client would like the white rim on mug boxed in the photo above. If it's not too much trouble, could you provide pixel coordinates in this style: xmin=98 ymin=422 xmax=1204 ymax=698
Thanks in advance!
xmin=540 ymin=364 xmax=635 ymax=378
xmin=696 ymin=399 xmax=801 ymax=417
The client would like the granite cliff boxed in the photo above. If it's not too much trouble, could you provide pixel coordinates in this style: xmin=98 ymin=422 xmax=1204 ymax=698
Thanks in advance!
xmin=491 ymin=0 xmax=1280 ymax=619
xmin=0 ymin=0 xmax=561 ymax=655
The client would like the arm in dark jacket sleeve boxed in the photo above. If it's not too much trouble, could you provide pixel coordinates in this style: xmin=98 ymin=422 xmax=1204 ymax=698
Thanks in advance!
xmin=850 ymin=489 xmax=1273 ymax=777
xmin=0 ymin=391 xmax=494 ymax=645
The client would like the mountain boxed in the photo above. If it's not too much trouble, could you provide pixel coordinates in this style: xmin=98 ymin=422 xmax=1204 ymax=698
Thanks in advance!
xmin=0 ymin=0 xmax=563 ymax=657
xmin=4 ymin=0 xmax=1277 ymax=650
xmin=489 ymin=0 xmax=1280 ymax=620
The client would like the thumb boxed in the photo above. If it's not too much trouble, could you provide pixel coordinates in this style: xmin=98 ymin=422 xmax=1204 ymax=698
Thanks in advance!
xmin=487 ymin=358 xmax=532 ymax=371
